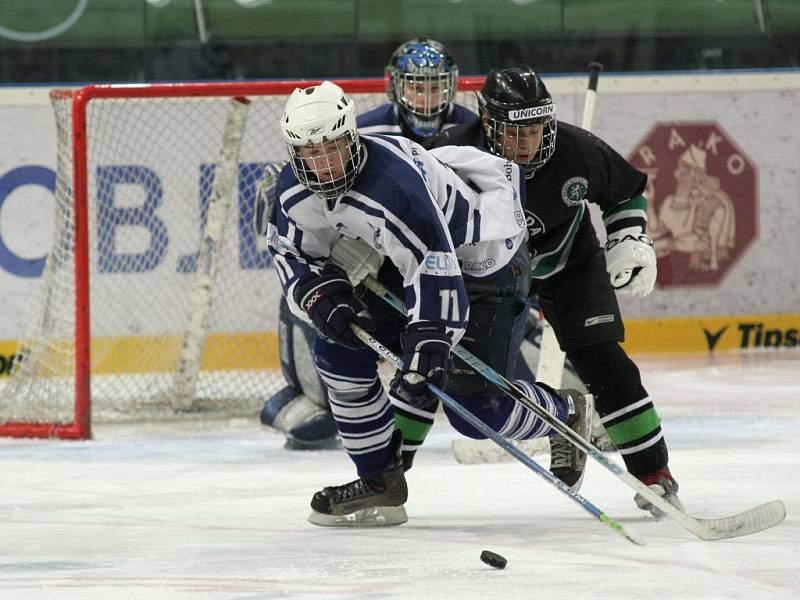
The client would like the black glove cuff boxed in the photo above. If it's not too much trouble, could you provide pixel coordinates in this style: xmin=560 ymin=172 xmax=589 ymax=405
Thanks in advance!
xmin=403 ymin=321 xmax=450 ymax=346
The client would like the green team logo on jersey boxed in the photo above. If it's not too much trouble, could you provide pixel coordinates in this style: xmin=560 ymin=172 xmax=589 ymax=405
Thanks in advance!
xmin=561 ymin=176 xmax=588 ymax=207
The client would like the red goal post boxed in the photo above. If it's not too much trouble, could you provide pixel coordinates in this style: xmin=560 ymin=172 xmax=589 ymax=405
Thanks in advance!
xmin=0 ymin=77 xmax=485 ymax=440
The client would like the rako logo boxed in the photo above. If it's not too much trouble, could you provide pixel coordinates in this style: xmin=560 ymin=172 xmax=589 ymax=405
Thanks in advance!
xmin=629 ymin=122 xmax=758 ymax=287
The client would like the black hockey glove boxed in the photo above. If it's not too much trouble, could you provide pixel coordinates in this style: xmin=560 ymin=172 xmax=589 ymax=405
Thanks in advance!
xmin=293 ymin=264 xmax=374 ymax=350
xmin=390 ymin=321 xmax=451 ymax=409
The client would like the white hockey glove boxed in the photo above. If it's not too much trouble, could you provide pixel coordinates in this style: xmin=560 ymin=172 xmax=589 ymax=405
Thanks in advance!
xmin=605 ymin=231 xmax=657 ymax=298
xmin=329 ymin=236 xmax=384 ymax=286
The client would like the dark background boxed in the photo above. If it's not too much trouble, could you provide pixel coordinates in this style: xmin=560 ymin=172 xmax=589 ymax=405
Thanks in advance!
xmin=1 ymin=0 xmax=798 ymax=83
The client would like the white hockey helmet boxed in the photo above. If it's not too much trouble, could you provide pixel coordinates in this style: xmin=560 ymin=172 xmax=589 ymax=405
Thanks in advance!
xmin=280 ymin=81 xmax=362 ymax=200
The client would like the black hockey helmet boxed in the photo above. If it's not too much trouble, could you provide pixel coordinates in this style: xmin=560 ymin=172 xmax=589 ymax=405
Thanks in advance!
xmin=477 ymin=66 xmax=557 ymax=175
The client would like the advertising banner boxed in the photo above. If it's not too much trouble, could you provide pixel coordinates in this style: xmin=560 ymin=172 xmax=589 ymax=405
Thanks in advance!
xmin=0 ymin=73 xmax=798 ymax=362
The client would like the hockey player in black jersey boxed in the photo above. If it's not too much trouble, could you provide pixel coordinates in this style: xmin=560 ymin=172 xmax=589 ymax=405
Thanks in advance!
xmin=267 ymin=81 xmax=591 ymax=526
xmin=260 ymin=39 xmax=476 ymax=451
xmin=422 ymin=66 xmax=682 ymax=517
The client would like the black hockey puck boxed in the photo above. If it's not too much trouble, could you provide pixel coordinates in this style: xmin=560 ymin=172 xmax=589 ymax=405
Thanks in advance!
xmin=480 ymin=550 xmax=507 ymax=570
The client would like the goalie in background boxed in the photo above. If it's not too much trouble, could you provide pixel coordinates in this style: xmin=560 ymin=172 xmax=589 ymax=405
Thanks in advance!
xmin=258 ymin=38 xmax=476 ymax=451
xmin=422 ymin=66 xmax=683 ymax=517
xmin=267 ymin=81 xmax=591 ymax=525
xmin=358 ymin=37 xmax=476 ymax=141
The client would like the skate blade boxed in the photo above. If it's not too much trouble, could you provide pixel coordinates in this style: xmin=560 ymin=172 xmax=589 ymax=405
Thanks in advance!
xmin=307 ymin=505 xmax=408 ymax=527
xmin=283 ymin=436 xmax=342 ymax=451
xmin=636 ymin=493 xmax=685 ymax=520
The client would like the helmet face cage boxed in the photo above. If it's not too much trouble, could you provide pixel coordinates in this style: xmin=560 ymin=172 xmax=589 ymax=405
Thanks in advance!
xmin=286 ymin=131 xmax=362 ymax=201
xmin=388 ymin=39 xmax=458 ymax=124
xmin=477 ymin=67 xmax=558 ymax=176
xmin=483 ymin=114 xmax=557 ymax=176
xmin=280 ymin=81 xmax=362 ymax=200
xmin=392 ymin=70 xmax=457 ymax=118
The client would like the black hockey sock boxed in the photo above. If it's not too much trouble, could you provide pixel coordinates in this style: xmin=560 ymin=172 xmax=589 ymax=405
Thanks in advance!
xmin=569 ymin=342 xmax=669 ymax=477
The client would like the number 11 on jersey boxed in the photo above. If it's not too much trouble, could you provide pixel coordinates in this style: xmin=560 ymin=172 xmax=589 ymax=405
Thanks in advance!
xmin=439 ymin=289 xmax=460 ymax=321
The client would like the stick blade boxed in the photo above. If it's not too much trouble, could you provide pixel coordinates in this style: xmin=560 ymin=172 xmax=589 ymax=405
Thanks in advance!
xmin=600 ymin=513 xmax=646 ymax=546
xmin=694 ymin=500 xmax=786 ymax=541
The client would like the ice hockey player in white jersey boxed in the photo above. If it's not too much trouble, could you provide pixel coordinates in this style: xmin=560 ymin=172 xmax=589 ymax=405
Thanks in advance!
xmin=260 ymin=38 xmax=476 ymax=452
xmin=267 ymin=81 xmax=591 ymax=526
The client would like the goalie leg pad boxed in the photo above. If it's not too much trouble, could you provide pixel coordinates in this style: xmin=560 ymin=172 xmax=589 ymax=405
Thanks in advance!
xmin=278 ymin=296 xmax=326 ymax=407
xmin=260 ymin=386 xmax=340 ymax=450
xmin=329 ymin=236 xmax=384 ymax=286
xmin=262 ymin=297 xmax=338 ymax=450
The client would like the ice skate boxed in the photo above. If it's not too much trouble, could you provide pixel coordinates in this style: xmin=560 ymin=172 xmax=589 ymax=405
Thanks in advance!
xmin=634 ymin=466 xmax=684 ymax=519
xmin=549 ymin=389 xmax=594 ymax=492
xmin=308 ymin=431 xmax=408 ymax=527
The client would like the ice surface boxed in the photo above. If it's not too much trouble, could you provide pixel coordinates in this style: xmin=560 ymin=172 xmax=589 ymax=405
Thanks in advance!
xmin=1 ymin=350 xmax=798 ymax=600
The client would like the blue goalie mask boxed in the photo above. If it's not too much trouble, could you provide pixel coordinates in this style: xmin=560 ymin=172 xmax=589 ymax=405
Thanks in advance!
xmin=386 ymin=38 xmax=458 ymax=138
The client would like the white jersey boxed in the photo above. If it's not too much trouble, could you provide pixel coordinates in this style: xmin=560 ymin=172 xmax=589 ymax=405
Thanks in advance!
xmin=424 ymin=142 xmax=528 ymax=276
xmin=267 ymin=134 xmax=527 ymax=339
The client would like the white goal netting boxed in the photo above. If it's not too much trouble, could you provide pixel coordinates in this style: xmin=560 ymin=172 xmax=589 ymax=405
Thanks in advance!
xmin=0 ymin=79 xmax=482 ymax=438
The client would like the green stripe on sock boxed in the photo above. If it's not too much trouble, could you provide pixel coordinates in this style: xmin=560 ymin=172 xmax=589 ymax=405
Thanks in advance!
xmin=395 ymin=413 xmax=433 ymax=444
xmin=605 ymin=408 xmax=661 ymax=446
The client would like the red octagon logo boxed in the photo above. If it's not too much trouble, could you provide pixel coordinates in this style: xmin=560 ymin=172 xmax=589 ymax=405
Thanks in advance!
xmin=628 ymin=122 xmax=758 ymax=287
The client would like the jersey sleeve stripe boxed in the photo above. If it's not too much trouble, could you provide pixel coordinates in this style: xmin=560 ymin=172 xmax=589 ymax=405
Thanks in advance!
xmin=279 ymin=183 xmax=311 ymax=212
xmin=357 ymin=124 xmax=404 ymax=135
xmin=603 ymin=207 xmax=647 ymax=226
xmin=340 ymin=194 xmax=426 ymax=263
xmin=605 ymin=217 xmax=647 ymax=236
xmin=346 ymin=188 xmax=452 ymax=256
xmin=602 ymin=194 xmax=648 ymax=218
xmin=447 ymin=185 xmax=471 ymax=247
xmin=284 ymin=219 xmax=305 ymax=252
xmin=471 ymin=209 xmax=482 ymax=244
xmin=273 ymin=253 xmax=292 ymax=284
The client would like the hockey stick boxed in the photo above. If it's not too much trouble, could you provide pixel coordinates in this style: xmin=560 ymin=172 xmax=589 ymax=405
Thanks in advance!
xmin=348 ymin=322 xmax=644 ymax=545
xmin=581 ymin=61 xmax=603 ymax=132
xmin=535 ymin=61 xmax=603 ymax=388
xmin=360 ymin=276 xmax=787 ymax=540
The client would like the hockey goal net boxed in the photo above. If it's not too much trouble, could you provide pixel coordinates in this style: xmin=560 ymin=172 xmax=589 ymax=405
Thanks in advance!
xmin=0 ymin=77 xmax=483 ymax=439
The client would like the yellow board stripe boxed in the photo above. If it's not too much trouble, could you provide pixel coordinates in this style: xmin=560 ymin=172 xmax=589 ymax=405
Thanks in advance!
xmin=0 ymin=331 xmax=279 ymax=377
xmin=1 ymin=313 xmax=797 ymax=378
xmin=622 ymin=313 xmax=800 ymax=354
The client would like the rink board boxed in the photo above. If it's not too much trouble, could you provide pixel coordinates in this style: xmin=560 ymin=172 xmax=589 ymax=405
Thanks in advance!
xmin=0 ymin=313 xmax=797 ymax=377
